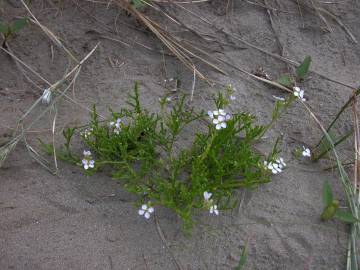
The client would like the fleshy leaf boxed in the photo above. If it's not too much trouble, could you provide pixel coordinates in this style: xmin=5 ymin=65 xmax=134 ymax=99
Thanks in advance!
xmin=296 ymin=56 xmax=311 ymax=80
xmin=276 ymin=74 xmax=293 ymax=87
xmin=0 ymin=21 xmax=9 ymax=34
xmin=235 ymin=241 xmax=249 ymax=270
xmin=11 ymin=18 xmax=28 ymax=33
xmin=334 ymin=210 xmax=359 ymax=223
xmin=323 ymin=180 xmax=333 ymax=206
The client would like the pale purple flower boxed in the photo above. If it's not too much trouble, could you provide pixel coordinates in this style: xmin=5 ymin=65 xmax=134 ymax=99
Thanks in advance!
xmin=208 ymin=109 xmax=231 ymax=130
xmin=210 ymin=205 xmax=219 ymax=215
xmin=82 ymin=150 xmax=94 ymax=170
xmin=293 ymin=86 xmax=306 ymax=101
xmin=302 ymin=146 xmax=311 ymax=157
xmin=110 ymin=118 xmax=122 ymax=134
xmin=138 ymin=203 xmax=154 ymax=219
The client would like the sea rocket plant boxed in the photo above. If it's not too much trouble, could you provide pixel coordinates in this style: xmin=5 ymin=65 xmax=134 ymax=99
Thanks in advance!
xmin=138 ymin=203 xmax=154 ymax=219
xmin=82 ymin=150 xmax=95 ymax=170
xmin=208 ymin=109 xmax=231 ymax=130
xmin=55 ymin=83 xmax=291 ymax=228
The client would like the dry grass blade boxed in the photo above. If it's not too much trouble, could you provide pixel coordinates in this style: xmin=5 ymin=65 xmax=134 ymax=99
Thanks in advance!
xmin=113 ymin=0 xmax=227 ymax=87
xmin=0 ymin=138 xmax=20 ymax=168
xmin=0 ymin=41 xmax=99 ymax=168
xmin=310 ymin=0 xmax=332 ymax=32
xmin=318 ymin=7 xmax=358 ymax=44
xmin=154 ymin=214 xmax=184 ymax=270
xmin=20 ymin=0 xmax=78 ymax=63
xmin=171 ymin=2 xmax=355 ymax=89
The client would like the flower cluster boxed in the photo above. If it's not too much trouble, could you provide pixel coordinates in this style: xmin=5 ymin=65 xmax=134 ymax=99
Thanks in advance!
xmin=138 ymin=203 xmax=154 ymax=219
xmin=264 ymin=158 xmax=286 ymax=174
xmin=110 ymin=118 xmax=122 ymax=134
xmin=204 ymin=191 xmax=219 ymax=215
xmin=293 ymin=86 xmax=306 ymax=101
xmin=82 ymin=150 xmax=95 ymax=170
xmin=81 ymin=128 xmax=93 ymax=139
xmin=302 ymin=146 xmax=311 ymax=157
xmin=208 ymin=109 xmax=231 ymax=130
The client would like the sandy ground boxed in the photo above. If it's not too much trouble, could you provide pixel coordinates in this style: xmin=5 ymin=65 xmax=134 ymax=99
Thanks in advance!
xmin=0 ymin=0 xmax=359 ymax=269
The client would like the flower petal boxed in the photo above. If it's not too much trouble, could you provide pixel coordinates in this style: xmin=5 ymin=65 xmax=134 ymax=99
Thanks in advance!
xmin=144 ymin=212 xmax=151 ymax=219
xmin=204 ymin=191 xmax=212 ymax=200
xmin=219 ymin=109 xmax=226 ymax=116
xmin=218 ymin=115 xmax=225 ymax=122
xmin=141 ymin=204 xmax=148 ymax=210
xmin=148 ymin=207 xmax=154 ymax=213
xmin=138 ymin=209 xmax=145 ymax=215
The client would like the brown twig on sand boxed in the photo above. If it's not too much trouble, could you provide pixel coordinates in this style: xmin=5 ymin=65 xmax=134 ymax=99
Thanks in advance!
xmin=352 ymin=92 xmax=360 ymax=192
xmin=310 ymin=0 xmax=332 ymax=32
xmin=114 ymin=0 xmax=209 ymax=83
xmin=154 ymin=214 xmax=184 ymax=270
xmin=168 ymin=2 xmax=355 ymax=89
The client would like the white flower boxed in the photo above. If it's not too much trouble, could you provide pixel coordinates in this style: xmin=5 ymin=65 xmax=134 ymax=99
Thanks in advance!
xmin=203 ymin=191 xmax=212 ymax=201
xmin=208 ymin=109 xmax=231 ymax=130
xmin=264 ymin=157 xmax=286 ymax=174
xmin=138 ymin=203 xmax=154 ymax=219
xmin=110 ymin=118 xmax=122 ymax=134
xmin=82 ymin=150 xmax=94 ymax=170
xmin=230 ymin=95 xmax=236 ymax=101
xmin=276 ymin=158 xmax=286 ymax=169
xmin=293 ymin=86 xmax=306 ymax=101
xmin=81 ymin=128 xmax=93 ymax=139
xmin=41 ymin=88 xmax=52 ymax=104
xmin=204 ymin=191 xmax=219 ymax=216
xmin=302 ymin=146 xmax=311 ymax=157
xmin=82 ymin=159 xmax=95 ymax=170
xmin=209 ymin=205 xmax=219 ymax=215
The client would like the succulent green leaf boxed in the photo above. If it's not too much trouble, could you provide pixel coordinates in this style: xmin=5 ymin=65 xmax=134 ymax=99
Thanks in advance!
xmin=334 ymin=210 xmax=359 ymax=223
xmin=276 ymin=74 xmax=293 ymax=87
xmin=296 ymin=56 xmax=311 ymax=80
xmin=235 ymin=242 xmax=249 ymax=270
xmin=323 ymin=180 xmax=333 ymax=206
xmin=11 ymin=18 xmax=28 ymax=33
xmin=0 ymin=21 xmax=9 ymax=34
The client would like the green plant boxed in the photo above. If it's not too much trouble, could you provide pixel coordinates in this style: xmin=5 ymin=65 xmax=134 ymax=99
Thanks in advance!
xmin=0 ymin=17 xmax=28 ymax=46
xmin=235 ymin=240 xmax=249 ymax=270
xmin=276 ymin=56 xmax=312 ymax=88
xmin=46 ymin=82 xmax=290 ymax=229
xmin=321 ymin=180 xmax=359 ymax=223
